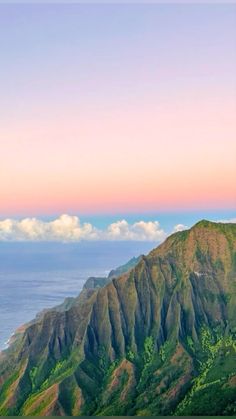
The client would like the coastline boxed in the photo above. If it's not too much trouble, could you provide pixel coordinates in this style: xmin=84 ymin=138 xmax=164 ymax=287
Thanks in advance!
xmin=0 ymin=323 xmax=27 ymax=354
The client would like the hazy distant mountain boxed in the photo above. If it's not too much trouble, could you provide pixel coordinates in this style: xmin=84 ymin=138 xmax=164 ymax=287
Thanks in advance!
xmin=83 ymin=255 xmax=142 ymax=290
xmin=1 ymin=220 xmax=236 ymax=416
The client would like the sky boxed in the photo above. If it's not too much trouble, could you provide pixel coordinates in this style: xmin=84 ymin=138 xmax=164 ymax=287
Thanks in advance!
xmin=0 ymin=3 xmax=236 ymax=222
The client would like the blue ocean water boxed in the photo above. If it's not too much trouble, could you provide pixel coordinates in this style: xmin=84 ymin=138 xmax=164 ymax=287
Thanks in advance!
xmin=0 ymin=241 xmax=155 ymax=350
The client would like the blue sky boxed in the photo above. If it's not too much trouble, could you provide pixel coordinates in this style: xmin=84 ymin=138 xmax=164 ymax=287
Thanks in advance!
xmin=78 ymin=210 xmax=236 ymax=232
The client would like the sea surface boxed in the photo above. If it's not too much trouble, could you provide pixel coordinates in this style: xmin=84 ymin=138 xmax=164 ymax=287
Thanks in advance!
xmin=0 ymin=240 xmax=155 ymax=350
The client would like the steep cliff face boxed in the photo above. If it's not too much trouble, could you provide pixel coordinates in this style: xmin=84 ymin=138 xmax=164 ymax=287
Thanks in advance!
xmin=1 ymin=220 xmax=236 ymax=416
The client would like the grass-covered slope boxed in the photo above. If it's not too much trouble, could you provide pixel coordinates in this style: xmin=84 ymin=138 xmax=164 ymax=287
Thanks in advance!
xmin=0 ymin=220 xmax=236 ymax=416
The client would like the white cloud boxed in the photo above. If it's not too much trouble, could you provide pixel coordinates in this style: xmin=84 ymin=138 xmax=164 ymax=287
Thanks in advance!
xmin=217 ymin=218 xmax=236 ymax=224
xmin=173 ymin=223 xmax=188 ymax=233
xmin=0 ymin=215 xmax=99 ymax=242
xmin=0 ymin=215 xmax=167 ymax=242
xmin=104 ymin=220 xmax=167 ymax=241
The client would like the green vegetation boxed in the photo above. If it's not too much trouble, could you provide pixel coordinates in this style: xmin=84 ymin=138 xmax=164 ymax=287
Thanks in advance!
xmin=186 ymin=336 xmax=194 ymax=352
xmin=176 ymin=329 xmax=236 ymax=415
xmin=159 ymin=340 xmax=174 ymax=362
xmin=127 ymin=348 xmax=135 ymax=362
xmin=143 ymin=336 xmax=154 ymax=364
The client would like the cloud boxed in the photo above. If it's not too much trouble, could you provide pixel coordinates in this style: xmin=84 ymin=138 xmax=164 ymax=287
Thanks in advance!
xmin=173 ymin=223 xmax=189 ymax=233
xmin=0 ymin=215 xmax=167 ymax=242
xmin=217 ymin=218 xmax=236 ymax=224
xmin=104 ymin=220 xmax=167 ymax=241
xmin=0 ymin=215 xmax=99 ymax=242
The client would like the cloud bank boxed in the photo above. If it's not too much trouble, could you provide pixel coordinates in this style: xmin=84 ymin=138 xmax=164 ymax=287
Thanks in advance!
xmin=217 ymin=218 xmax=236 ymax=224
xmin=0 ymin=214 xmax=168 ymax=242
xmin=1 ymin=215 xmax=235 ymax=243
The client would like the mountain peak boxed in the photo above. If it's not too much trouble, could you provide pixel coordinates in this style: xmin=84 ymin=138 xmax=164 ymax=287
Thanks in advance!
xmin=192 ymin=219 xmax=236 ymax=231
xmin=150 ymin=218 xmax=236 ymax=270
xmin=192 ymin=219 xmax=215 ymax=228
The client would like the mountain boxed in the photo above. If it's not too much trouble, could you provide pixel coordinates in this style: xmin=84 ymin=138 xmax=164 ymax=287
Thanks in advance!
xmin=83 ymin=255 xmax=142 ymax=290
xmin=0 ymin=220 xmax=236 ymax=416
xmin=108 ymin=255 xmax=142 ymax=279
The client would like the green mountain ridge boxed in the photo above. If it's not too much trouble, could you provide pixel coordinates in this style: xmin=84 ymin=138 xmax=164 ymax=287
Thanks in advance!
xmin=83 ymin=255 xmax=142 ymax=290
xmin=1 ymin=220 xmax=236 ymax=416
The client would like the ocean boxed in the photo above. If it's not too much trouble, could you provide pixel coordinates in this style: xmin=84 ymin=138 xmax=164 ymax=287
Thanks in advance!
xmin=0 ymin=240 xmax=155 ymax=350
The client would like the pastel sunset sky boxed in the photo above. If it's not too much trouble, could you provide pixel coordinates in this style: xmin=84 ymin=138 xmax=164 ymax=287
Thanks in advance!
xmin=1 ymin=3 xmax=236 ymax=218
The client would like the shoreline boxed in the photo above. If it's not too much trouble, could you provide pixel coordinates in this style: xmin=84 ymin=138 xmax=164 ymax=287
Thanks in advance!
xmin=0 ymin=324 xmax=27 ymax=354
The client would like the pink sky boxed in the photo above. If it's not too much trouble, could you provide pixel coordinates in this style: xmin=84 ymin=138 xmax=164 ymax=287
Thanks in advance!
xmin=0 ymin=4 xmax=235 ymax=215
xmin=1 ymin=90 xmax=235 ymax=215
